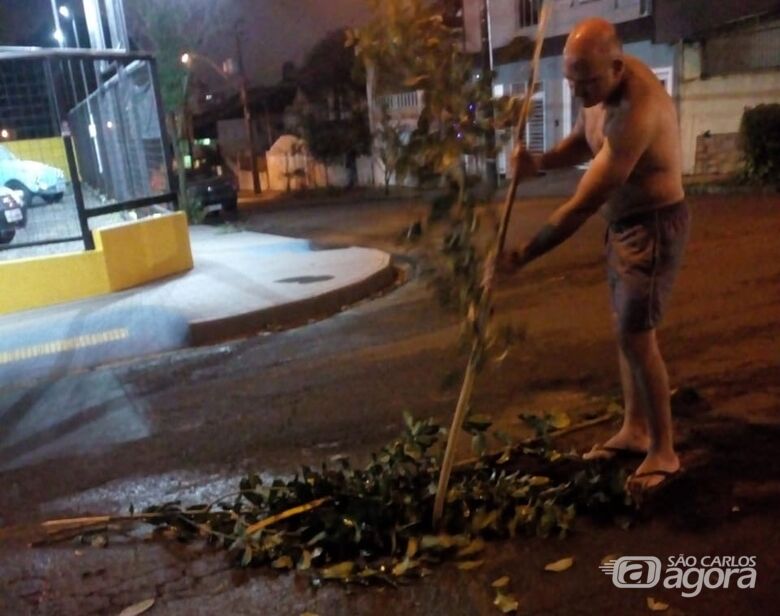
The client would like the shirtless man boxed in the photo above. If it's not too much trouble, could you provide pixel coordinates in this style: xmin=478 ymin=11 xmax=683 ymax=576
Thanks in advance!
xmin=500 ymin=18 xmax=690 ymax=493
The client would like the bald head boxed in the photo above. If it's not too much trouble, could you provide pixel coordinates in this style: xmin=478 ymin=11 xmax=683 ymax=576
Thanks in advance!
xmin=565 ymin=18 xmax=623 ymax=63
xmin=563 ymin=19 xmax=625 ymax=107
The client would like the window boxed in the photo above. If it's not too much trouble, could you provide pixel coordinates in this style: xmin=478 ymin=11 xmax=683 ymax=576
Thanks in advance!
xmin=639 ymin=0 xmax=652 ymax=16
xmin=498 ymin=82 xmax=545 ymax=176
xmin=652 ymin=67 xmax=673 ymax=96
xmin=517 ymin=0 xmax=541 ymax=29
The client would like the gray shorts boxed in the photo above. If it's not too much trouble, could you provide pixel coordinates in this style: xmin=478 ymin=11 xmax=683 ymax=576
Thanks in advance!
xmin=606 ymin=202 xmax=690 ymax=333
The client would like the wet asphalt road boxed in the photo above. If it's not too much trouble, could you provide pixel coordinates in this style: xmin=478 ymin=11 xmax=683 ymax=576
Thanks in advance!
xmin=1 ymin=188 xmax=779 ymax=615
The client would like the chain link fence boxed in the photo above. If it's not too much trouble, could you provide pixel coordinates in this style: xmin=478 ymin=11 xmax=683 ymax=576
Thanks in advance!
xmin=0 ymin=49 xmax=176 ymax=261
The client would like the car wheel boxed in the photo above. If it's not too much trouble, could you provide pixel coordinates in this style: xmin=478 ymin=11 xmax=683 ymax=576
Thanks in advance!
xmin=0 ymin=229 xmax=15 ymax=244
xmin=4 ymin=180 xmax=32 ymax=208
xmin=42 ymin=192 xmax=64 ymax=204
xmin=223 ymin=198 xmax=238 ymax=212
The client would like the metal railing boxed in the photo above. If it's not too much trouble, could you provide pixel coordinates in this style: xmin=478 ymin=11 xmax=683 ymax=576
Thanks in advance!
xmin=0 ymin=48 xmax=176 ymax=258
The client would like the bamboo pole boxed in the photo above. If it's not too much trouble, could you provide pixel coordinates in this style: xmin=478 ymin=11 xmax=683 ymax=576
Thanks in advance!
xmin=433 ymin=2 xmax=552 ymax=527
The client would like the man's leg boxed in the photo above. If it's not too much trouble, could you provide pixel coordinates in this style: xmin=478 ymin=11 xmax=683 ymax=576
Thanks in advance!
xmin=621 ymin=328 xmax=680 ymax=488
xmin=583 ymin=316 xmax=650 ymax=460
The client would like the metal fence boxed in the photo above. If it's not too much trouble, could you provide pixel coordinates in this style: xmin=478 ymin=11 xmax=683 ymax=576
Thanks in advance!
xmin=0 ymin=48 xmax=177 ymax=260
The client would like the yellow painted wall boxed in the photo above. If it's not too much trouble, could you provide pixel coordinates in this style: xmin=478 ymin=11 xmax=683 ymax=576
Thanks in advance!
xmin=2 ymin=138 xmax=71 ymax=180
xmin=0 ymin=251 xmax=109 ymax=314
xmin=96 ymin=212 xmax=193 ymax=291
xmin=0 ymin=212 xmax=193 ymax=315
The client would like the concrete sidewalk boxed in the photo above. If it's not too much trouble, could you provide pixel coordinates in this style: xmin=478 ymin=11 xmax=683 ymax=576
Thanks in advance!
xmin=0 ymin=225 xmax=396 ymax=386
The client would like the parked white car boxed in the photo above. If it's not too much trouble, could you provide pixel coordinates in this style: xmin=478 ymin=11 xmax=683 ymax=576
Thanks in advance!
xmin=0 ymin=144 xmax=67 ymax=207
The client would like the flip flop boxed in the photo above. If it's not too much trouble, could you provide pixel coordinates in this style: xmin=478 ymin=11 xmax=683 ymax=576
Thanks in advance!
xmin=626 ymin=468 xmax=683 ymax=498
xmin=582 ymin=443 xmax=647 ymax=461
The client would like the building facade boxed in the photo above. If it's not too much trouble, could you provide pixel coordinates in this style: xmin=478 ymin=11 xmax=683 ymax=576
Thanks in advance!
xmin=654 ymin=0 xmax=780 ymax=175
xmin=464 ymin=0 xmax=674 ymax=176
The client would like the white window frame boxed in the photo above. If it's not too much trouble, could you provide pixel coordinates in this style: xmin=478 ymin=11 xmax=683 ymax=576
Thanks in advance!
xmin=517 ymin=0 xmax=541 ymax=30
xmin=524 ymin=86 xmax=546 ymax=153
xmin=562 ymin=78 xmax=574 ymax=135
xmin=652 ymin=66 xmax=674 ymax=96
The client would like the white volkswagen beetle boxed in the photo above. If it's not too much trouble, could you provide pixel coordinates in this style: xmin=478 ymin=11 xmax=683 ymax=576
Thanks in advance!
xmin=0 ymin=144 xmax=67 ymax=207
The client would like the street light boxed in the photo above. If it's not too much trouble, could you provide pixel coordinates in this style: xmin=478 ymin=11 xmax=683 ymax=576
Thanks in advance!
xmin=0 ymin=129 xmax=9 ymax=140
xmin=53 ymin=29 xmax=66 ymax=46
xmin=58 ymin=5 xmax=71 ymax=18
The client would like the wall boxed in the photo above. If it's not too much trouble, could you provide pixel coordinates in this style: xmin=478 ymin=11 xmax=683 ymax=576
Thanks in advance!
xmin=693 ymin=132 xmax=745 ymax=176
xmin=0 ymin=212 xmax=192 ymax=315
xmin=494 ymin=39 xmax=675 ymax=163
xmin=2 ymin=138 xmax=71 ymax=180
xmin=464 ymin=0 xmax=650 ymax=53
xmin=679 ymin=43 xmax=780 ymax=175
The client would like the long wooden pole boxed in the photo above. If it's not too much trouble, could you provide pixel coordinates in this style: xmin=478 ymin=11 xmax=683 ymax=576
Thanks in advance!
xmin=433 ymin=2 xmax=552 ymax=527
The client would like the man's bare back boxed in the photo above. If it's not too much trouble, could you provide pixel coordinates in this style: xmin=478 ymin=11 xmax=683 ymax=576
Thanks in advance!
xmin=581 ymin=55 xmax=685 ymax=222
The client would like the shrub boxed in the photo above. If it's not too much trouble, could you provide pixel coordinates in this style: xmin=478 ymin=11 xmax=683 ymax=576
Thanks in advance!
xmin=740 ymin=104 xmax=780 ymax=186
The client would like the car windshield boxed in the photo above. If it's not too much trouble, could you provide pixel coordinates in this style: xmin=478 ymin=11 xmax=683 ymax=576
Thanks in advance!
xmin=0 ymin=145 xmax=18 ymax=162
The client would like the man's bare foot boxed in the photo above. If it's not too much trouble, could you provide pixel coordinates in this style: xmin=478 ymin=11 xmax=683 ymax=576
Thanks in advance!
xmin=626 ymin=450 xmax=681 ymax=492
xmin=582 ymin=426 xmax=650 ymax=461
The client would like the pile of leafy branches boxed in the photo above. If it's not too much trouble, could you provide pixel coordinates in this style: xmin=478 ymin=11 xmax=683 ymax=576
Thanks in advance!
xmin=140 ymin=413 xmax=631 ymax=586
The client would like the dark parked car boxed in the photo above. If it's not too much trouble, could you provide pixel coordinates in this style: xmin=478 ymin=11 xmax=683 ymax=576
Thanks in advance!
xmin=186 ymin=164 xmax=238 ymax=217
xmin=0 ymin=186 xmax=26 ymax=244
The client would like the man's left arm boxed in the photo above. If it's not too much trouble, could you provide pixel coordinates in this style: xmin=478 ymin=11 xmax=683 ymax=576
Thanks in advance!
xmin=510 ymin=105 xmax=655 ymax=268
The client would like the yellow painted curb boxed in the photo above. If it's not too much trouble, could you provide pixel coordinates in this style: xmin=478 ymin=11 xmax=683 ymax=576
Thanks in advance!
xmin=0 ymin=212 xmax=193 ymax=315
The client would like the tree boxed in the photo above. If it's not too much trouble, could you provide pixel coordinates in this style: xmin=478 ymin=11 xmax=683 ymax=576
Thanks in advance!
xmin=374 ymin=105 xmax=406 ymax=194
xmin=297 ymin=29 xmax=365 ymax=119
xmin=297 ymin=29 xmax=371 ymax=188
xmin=126 ymin=0 xmax=230 ymax=219
xmin=352 ymin=0 xmax=533 ymax=525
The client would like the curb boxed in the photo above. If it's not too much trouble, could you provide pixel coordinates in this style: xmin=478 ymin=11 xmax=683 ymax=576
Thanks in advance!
xmin=188 ymin=258 xmax=400 ymax=346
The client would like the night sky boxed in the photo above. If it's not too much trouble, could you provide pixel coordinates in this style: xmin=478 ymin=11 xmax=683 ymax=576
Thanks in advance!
xmin=0 ymin=0 xmax=373 ymax=86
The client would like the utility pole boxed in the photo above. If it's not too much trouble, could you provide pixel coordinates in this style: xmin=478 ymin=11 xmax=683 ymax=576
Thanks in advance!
xmin=481 ymin=0 xmax=498 ymax=189
xmin=236 ymin=33 xmax=261 ymax=194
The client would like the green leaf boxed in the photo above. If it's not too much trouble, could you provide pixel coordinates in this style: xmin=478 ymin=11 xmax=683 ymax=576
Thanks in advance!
xmin=406 ymin=537 xmax=419 ymax=559
xmin=321 ymin=561 xmax=355 ymax=579
xmin=549 ymin=411 xmax=571 ymax=430
xmin=272 ymin=555 xmax=294 ymax=569
xmin=298 ymin=550 xmax=313 ymax=571
xmin=494 ymin=592 xmax=520 ymax=613
xmin=471 ymin=433 xmax=487 ymax=457
xmin=456 ymin=537 xmax=485 ymax=558
xmin=464 ymin=414 xmax=493 ymax=434
xmin=544 ymin=557 xmax=574 ymax=572
xmin=646 ymin=597 xmax=670 ymax=612
xmin=118 ymin=598 xmax=156 ymax=616
xmin=457 ymin=559 xmax=484 ymax=570
xmin=241 ymin=546 xmax=254 ymax=567
xmin=392 ymin=558 xmax=418 ymax=576
xmin=472 ymin=509 xmax=499 ymax=532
